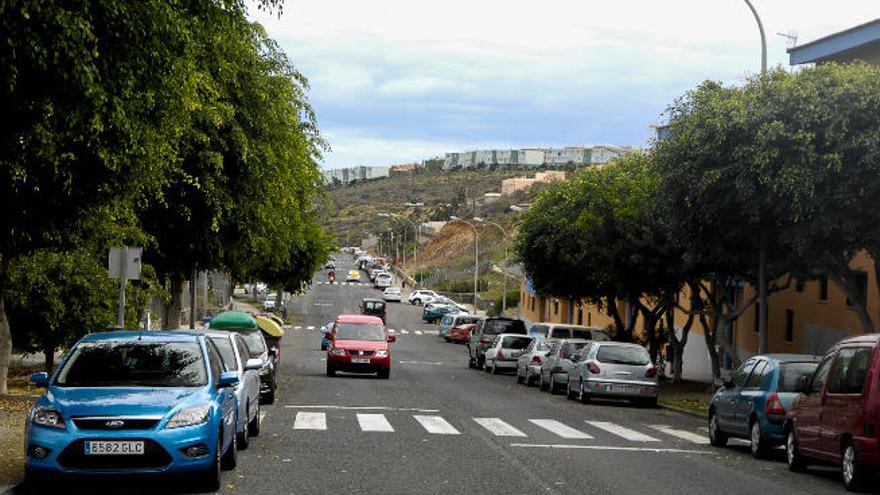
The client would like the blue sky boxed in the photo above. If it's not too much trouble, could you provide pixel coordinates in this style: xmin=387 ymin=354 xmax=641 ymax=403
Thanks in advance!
xmin=250 ymin=1 xmax=879 ymax=169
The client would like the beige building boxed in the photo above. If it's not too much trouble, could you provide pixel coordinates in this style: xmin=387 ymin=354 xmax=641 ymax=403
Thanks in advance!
xmin=501 ymin=171 xmax=566 ymax=196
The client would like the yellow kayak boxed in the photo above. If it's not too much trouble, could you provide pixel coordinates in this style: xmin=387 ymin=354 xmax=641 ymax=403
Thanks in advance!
xmin=256 ymin=315 xmax=285 ymax=338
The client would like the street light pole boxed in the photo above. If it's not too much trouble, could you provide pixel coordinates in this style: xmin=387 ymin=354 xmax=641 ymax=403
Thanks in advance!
xmin=474 ymin=218 xmax=510 ymax=314
xmin=450 ymin=217 xmax=479 ymax=312
xmin=743 ymin=0 xmax=768 ymax=74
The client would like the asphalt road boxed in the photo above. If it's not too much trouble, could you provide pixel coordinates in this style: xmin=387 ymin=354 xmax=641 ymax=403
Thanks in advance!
xmin=11 ymin=256 xmax=869 ymax=494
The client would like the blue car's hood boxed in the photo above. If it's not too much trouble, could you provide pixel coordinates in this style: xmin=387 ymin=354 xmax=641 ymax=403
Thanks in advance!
xmin=46 ymin=387 xmax=205 ymax=418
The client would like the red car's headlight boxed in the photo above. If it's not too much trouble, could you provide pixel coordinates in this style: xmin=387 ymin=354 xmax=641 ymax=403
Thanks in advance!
xmin=330 ymin=348 xmax=347 ymax=356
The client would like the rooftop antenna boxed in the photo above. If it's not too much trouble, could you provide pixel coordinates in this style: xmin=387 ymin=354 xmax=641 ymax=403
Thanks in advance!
xmin=777 ymin=30 xmax=798 ymax=48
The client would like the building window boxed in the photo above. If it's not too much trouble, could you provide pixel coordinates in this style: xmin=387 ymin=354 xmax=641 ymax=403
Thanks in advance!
xmin=819 ymin=275 xmax=828 ymax=302
xmin=785 ymin=309 xmax=794 ymax=343
xmin=587 ymin=313 xmax=592 ymax=326
xmin=577 ymin=308 xmax=583 ymax=325
xmin=846 ymin=271 xmax=868 ymax=308
xmin=530 ymin=296 xmax=535 ymax=312
xmin=553 ymin=300 xmax=559 ymax=315
xmin=753 ymin=303 xmax=760 ymax=334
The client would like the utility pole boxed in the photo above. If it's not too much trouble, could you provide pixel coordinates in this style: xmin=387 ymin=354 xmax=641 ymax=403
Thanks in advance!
xmin=190 ymin=266 xmax=197 ymax=329
xmin=117 ymin=247 xmax=127 ymax=328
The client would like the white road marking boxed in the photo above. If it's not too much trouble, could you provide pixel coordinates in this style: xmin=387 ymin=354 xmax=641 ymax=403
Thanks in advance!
xmin=259 ymin=411 xmax=266 ymax=423
xmin=294 ymin=326 xmax=302 ymax=330
xmin=414 ymin=415 xmax=460 ymax=435
xmin=357 ymin=413 xmax=395 ymax=432
xmin=401 ymin=330 xmax=410 ymax=334
xmin=510 ymin=443 xmax=711 ymax=454
xmin=387 ymin=329 xmax=396 ymax=333
xmin=307 ymin=326 xmax=315 ymax=330
xmin=649 ymin=425 xmax=710 ymax=445
xmin=585 ymin=421 xmax=660 ymax=442
xmin=284 ymin=405 xmax=440 ymax=412
xmin=424 ymin=330 xmax=439 ymax=335
xmin=474 ymin=418 xmax=527 ymax=437
xmin=415 ymin=330 xmax=424 ymax=335
xmin=293 ymin=412 xmax=326 ymax=430
xmin=529 ymin=419 xmax=593 ymax=439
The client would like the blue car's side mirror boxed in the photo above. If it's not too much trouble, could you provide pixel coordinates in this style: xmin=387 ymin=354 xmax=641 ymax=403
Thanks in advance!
xmin=30 ymin=372 xmax=49 ymax=387
xmin=218 ymin=371 xmax=239 ymax=388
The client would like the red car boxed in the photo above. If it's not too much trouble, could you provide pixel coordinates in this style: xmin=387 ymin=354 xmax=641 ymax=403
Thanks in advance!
xmin=326 ymin=314 xmax=395 ymax=379
xmin=785 ymin=334 xmax=880 ymax=491
xmin=448 ymin=323 xmax=475 ymax=344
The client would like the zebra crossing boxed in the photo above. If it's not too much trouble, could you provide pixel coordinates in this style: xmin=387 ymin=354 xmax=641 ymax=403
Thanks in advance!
xmin=287 ymin=410 xmax=711 ymax=447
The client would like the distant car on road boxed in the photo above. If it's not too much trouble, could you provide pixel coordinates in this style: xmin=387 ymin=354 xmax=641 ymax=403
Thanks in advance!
xmin=326 ymin=314 xmax=395 ymax=379
xmin=467 ymin=317 xmax=527 ymax=369
xmin=483 ymin=334 xmax=533 ymax=374
xmin=25 ymin=331 xmax=239 ymax=492
xmin=566 ymin=341 xmax=659 ymax=407
xmin=408 ymin=289 xmax=438 ymax=305
xmin=360 ymin=298 xmax=387 ymax=323
xmin=382 ymin=287 xmax=402 ymax=302
xmin=439 ymin=314 xmax=481 ymax=340
xmin=540 ymin=339 xmax=590 ymax=394
xmin=784 ymin=335 xmax=880 ymax=491
xmin=374 ymin=272 xmax=392 ymax=289
xmin=516 ymin=339 xmax=557 ymax=386
xmin=347 ymin=270 xmax=361 ymax=282
xmin=448 ymin=323 xmax=475 ymax=344
xmin=708 ymin=354 xmax=819 ymax=458
xmin=422 ymin=303 xmax=460 ymax=324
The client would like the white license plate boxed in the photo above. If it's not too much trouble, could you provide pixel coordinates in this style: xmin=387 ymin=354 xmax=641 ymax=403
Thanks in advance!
xmin=351 ymin=358 xmax=371 ymax=364
xmin=84 ymin=441 xmax=144 ymax=456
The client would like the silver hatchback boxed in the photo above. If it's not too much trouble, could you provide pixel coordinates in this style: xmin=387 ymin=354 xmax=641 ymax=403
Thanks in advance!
xmin=516 ymin=339 xmax=556 ymax=386
xmin=566 ymin=341 xmax=659 ymax=407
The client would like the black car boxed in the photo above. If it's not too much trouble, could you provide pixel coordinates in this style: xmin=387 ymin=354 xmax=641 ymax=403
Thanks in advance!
xmin=467 ymin=317 xmax=527 ymax=369
xmin=360 ymin=298 xmax=387 ymax=323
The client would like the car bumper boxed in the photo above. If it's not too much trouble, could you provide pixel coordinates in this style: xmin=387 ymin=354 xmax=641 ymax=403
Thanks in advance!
xmin=329 ymin=356 xmax=391 ymax=374
xmin=527 ymin=365 xmax=541 ymax=377
xmin=25 ymin=421 xmax=219 ymax=476
xmin=493 ymin=360 xmax=517 ymax=369
xmin=582 ymin=379 xmax=658 ymax=399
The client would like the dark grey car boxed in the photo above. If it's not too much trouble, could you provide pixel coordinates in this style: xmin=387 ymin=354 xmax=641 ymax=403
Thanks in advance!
xmin=467 ymin=317 xmax=527 ymax=369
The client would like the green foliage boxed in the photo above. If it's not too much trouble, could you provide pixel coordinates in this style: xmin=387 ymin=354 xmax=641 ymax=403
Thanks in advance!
xmin=434 ymin=278 xmax=489 ymax=293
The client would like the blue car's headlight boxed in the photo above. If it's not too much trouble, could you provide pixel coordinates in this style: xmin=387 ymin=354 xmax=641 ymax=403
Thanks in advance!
xmin=29 ymin=406 xmax=66 ymax=429
xmin=166 ymin=404 xmax=210 ymax=429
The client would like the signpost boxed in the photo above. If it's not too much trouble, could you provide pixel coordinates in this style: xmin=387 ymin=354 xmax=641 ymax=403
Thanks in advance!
xmin=108 ymin=247 xmax=143 ymax=328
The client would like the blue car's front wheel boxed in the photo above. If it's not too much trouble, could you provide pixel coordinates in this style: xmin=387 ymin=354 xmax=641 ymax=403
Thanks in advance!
xmin=196 ymin=436 xmax=222 ymax=492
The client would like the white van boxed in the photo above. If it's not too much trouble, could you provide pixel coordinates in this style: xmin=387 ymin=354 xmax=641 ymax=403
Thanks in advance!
xmin=527 ymin=323 xmax=612 ymax=342
xmin=374 ymin=272 xmax=393 ymax=289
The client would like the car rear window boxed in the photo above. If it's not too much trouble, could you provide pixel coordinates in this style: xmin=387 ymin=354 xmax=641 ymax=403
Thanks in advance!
xmin=596 ymin=345 xmax=649 ymax=365
xmin=485 ymin=319 xmax=526 ymax=336
xmin=778 ymin=362 xmax=820 ymax=393
xmin=235 ymin=329 xmax=267 ymax=357
xmin=56 ymin=342 xmax=207 ymax=387
xmin=501 ymin=336 xmax=532 ymax=349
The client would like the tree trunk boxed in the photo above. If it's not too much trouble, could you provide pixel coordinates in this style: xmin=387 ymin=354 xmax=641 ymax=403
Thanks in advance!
xmin=164 ymin=275 xmax=184 ymax=329
xmin=606 ymin=296 xmax=629 ymax=341
xmin=828 ymin=270 xmax=874 ymax=333
xmin=700 ymin=313 xmax=722 ymax=380
xmin=44 ymin=344 xmax=56 ymax=376
xmin=0 ymin=257 xmax=10 ymax=394
xmin=757 ymin=245 xmax=768 ymax=354
xmin=638 ymin=303 xmax=662 ymax=363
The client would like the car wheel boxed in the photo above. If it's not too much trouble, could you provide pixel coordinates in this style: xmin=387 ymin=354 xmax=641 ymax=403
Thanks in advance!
xmin=526 ymin=372 xmax=537 ymax=387
xmin=549 ymin=377 xmax=561 ymax=394
xmin=566 ymin=381 xmax=576 ymax=400
xmin=378 ymin=368 xmax=391 ymax=379
xmin=484 ymin=360 xmax=492 ymax=373
xmin=516 ymin=368 xmax=525 ymax=384
xmin=197 ymin=436 xmax=223 ymax=492
xmin=261 ymin=389 xmax=275 ymax=405
xmin=491 ymin=360 xmax=500 ymax=375
xmin=237 ymin=408 xmax=250 ymax=450
xmin=467 ymin=355 xmax=475 ymax=369
xmin=842 ymin=440 xmax=866 ymax=492
xmin=248 ymin=402 xmax=261 ymax=437
xmin=326 ymin=364 xmax=336 ymax=377
xmin=786 ymin=428 xmax=806 ymax=472
xmin=444 ymin=337 xmax=451 ymax=343
xmin=708 ymin=410 xmax=728 ymax=447
xmin=749 ymin=420 xmax=768 ymax=458
xmin=413 ymin=299 xmax=420 ymax=305
xmin=579 ymin=382 xmax=591 ymax=404
xmin=221 ymin=429 xmax=237 ymax=470
xmin=540 ymin=372 xmax=549 ymax=391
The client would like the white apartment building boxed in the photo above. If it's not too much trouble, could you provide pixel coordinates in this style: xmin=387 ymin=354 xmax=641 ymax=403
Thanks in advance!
xmin=442 ymin=145 xmax=631 ymax=170
xmin=322 ymin=165 xmax=390 ymax=184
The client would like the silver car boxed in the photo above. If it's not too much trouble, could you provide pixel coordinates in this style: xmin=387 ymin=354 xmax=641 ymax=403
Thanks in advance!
xmin=204 ymin=331 xmax=264 ymax=448
xmin=566 ymin=341 xmax=659 ymax=407
xmin=539 ymin=339 xmax=591 ymax=394
xmin=483 ymin=334 xmax=533 ymax=374
xmin=516 ymin=339 xmax=557 ymax=386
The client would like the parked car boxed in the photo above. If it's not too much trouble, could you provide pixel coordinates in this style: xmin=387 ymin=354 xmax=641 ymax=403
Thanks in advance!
xmin=262 ymin=296 xmax=276 ymax=311
xmin=540 ymin=339 xmax=590 ymax=393
xmin=408 ymin=289 xmax=439 ymax=305
xmin=516 ymin=339 xmax=558 ymax=386
xmin=326 ymin=314 xmax=395 ymax=379
xmin=210 ymin=311 xmax=278 ymax=404
xmin=382 ymin=287 xmax=402 ymax=302
xmin=484 ymin=334 xmax=534 ymax=374
xmin=566 ymin=341 xmax=659 ymax=407
xmin=202 ymin=331 xmax=263 ymax=450
xmin=320 ymin=321 xmax=334 ymax=350
xmin=439 ymin=314 xmax=481 ymax=340
xmin=708 ymin=354 xmax=820 ymax=458
xmin=422 ymin=303 xmax=460 ymax=324
xmin=360 ymin=298 xmax=387 ymax=323
xmin=448 ymin=323 xmax=476 ymax=344
xmin=467 ymin=317 xmax=527 ymax=369
xmin=25 ymin=331 xmax=239 ymax=491
xmin=369 ymin=268 xmax=382 ymax=281
xmin=347 ymin=270 xmax=361 ymax=282
xmin=528 ymin=323 xmax=612 ymax=342
xmin=375 ymin=272 xmax=392 ymax=289
xmin=324 ymin=261 xmax=336 ymax=270
xmin=785 ymin=334 xmax=880 ymax=491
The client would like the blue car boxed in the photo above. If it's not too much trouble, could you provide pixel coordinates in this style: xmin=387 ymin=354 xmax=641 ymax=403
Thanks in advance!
xmin=25 ymin=331 xmax=239 ymax=491
xmin=708 ymin=353 xmax=819 ymax=458
xmin=320 ymin=321 xmax=334 ymax=350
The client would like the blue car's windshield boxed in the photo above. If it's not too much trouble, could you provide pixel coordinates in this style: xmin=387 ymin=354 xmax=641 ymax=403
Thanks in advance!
xmin=55 ymin=342 xmax=207 ymax=387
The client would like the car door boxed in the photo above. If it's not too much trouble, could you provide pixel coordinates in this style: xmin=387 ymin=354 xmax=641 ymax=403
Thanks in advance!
xmin=468 ymin=320 xmax=483 ymax=358
xmin=207 ymin=340 xmax=236 ymax=445
xmin=716 ymin=359 xmax=756 ymax=431
xmin=735 ymin=360 xmax=770 ymax=435
xmin=236 ymin=335 xmax=259 ymax=418
xmin=820 ymin=347 xmax=872 ymax=460
xmin=543 ymin=343 xmax=560 ymax=380
xmin=794 ymin=353 xmax=835 ymax=454
xmin=569 ymin=345 xmax=591 ymax=390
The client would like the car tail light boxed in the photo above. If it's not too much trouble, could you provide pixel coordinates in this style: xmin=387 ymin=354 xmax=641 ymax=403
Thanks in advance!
xmin=765 ymin=392 xmax=785 ymax=416
xmin=587 ymin=362 xmax=600 ymax=374
xmin=645 ymin=366 xmax=657 ymax=378
xmin=531 ymin=356 xmax=542 ymax=365
xmin=479 ymin=339 xmax=491 ymax=345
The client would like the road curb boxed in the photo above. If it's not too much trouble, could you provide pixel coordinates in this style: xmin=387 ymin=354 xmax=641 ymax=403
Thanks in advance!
xmin=658 ymin=403 xmax=707 ymax=419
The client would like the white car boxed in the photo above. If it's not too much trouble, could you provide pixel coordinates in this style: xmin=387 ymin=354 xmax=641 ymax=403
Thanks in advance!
xmin=263 ymin=294 xmax=278 ymax=310
xmin=375 ymin=272 xmax=393 ymax=289
xmin=408 ymin=289 xmax=438 ymax=305
xmin=383 ymin=287 xmax=402 ymax=302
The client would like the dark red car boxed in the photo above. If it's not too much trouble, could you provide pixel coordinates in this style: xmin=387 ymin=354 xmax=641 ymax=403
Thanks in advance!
xmin=326 ymin=314 xmax=395 ymax=379
xmin=448 ymin=323 xmax=475 ymax=344
xmin=785 ymin=334 xmax=880 ymax=491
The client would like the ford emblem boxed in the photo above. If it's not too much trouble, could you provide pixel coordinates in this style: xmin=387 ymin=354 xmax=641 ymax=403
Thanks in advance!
xmin=105 ymin=420 xmax=125 ymax=429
